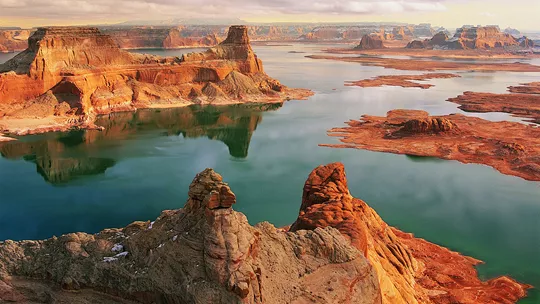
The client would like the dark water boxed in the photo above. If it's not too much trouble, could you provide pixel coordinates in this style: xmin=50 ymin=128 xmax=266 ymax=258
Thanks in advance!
xmin=0 ymin=45 xmax=539 ymax=303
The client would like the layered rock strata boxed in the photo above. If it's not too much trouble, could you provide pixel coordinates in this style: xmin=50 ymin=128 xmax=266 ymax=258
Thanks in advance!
xmin=321 ymin=110 xmax=540 ymax=181
xmin=0 ymin=26 xmax=311 ymax=136
xmin=0 ymin=163 xmax=530 ymax=303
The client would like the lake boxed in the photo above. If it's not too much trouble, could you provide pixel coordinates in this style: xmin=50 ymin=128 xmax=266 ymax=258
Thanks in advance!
xmin=0 ymin=45 xmax=538 ymax=303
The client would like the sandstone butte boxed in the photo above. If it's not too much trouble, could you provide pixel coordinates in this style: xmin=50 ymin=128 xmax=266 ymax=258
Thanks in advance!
xmin=448 ymin=82 xmax=540 ymax=124
xmin=355 ymin=34 xmax=386 ymax=50
xmin=0 ymin=163 xmax=530 ymax=303
xmin=346 ymin=73 xmax=459 ymax=89
xmin=321 ymin=110 xmax=540 ymax=181
xmin=0 ymin=26 xmax=312 ymax=138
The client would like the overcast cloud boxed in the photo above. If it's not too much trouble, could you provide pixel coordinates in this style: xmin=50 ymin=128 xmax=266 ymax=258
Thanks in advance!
xmin=0 ymin=0 xmax=448 ymax=20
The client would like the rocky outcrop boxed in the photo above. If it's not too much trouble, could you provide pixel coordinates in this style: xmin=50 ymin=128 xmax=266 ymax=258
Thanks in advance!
xmin=291 ymin=162 xmax=533 ymax=303
xmin=355 ymin=34 xmax=385 ymax=50
xmin=391 ymin=26 xmax=414 ymax=40
xmin=405 ymin=40 xmax=427 ymax=49
xmin=448 ymin=26 xmax=519 ymax=49
xmin=518 ymin=36 xmax=535 ymax=48
xmin=322 ymin=110 xmax=540 ymax=181
xmin=429 ymin=31 xmax=449 ymax=46
xmin=0 ymin=26 xmax=311 ymax=136
xmin=0 ymin=30 xmax=31 ymax=53
xmin=0 ymin=163 xmax=532 ymax=303
xmin=0 ymin=166 xmax=382 ymax=304
xmin=401 ymin=117 xmax=456 ymax=133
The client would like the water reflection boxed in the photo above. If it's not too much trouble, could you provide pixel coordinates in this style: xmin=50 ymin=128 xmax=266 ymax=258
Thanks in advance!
xmin=0 ymin=103 xmax=282 ymax=184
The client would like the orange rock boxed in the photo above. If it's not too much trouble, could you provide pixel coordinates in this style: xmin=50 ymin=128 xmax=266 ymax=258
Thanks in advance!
xmin=356 ymin=34 xmax=386 ymax=50
xmin=0 ymin=26 xmax=312 ymax=135
xmin=321 ymin=111 xmax=540 ymax=181
xmin=292 ymin=162 xmax=531 ymax=303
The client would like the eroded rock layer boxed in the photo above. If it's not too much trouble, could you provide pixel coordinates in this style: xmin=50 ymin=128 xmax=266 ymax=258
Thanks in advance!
xmin=0 ymin=26 xmax=311 ymax=136
xmin=0 ymin=163 xmax=530 ymax=303
xmin=321 ymin=110 xmax=540 ymax=181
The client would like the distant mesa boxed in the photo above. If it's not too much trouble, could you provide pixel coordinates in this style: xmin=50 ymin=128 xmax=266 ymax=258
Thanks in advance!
xmin=0 ymin=25 xmax=311 ymax=136
xmin=355 ymin=34 xmax=386 ymax=50
xmin=406 ymin=26 xmax=535 ymax=50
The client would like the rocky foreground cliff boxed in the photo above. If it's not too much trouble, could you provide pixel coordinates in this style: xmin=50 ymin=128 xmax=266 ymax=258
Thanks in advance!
xmin=0 ymin=163 xmax=530 ymax=303
xmin=0 ymin=26 xmax=311 ymax=137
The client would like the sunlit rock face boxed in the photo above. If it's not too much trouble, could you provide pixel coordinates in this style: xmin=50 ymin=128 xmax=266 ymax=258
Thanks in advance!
xmin=0 ymin=25 xmax=311 ymax=136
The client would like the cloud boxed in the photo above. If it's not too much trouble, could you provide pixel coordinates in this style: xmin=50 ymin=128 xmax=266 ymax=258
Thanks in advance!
xmin=479 ymin=11 xmax=496 ymax=18
xmin=0 ymin=0 xmax=448 ymax=22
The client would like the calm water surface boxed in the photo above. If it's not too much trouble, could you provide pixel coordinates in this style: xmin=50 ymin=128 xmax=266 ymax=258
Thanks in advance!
xmin=0 ymin=45 xmax=539 ymax=303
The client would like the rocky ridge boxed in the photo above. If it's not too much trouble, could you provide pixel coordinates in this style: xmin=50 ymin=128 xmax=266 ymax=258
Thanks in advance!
xmin=0 ymin=163 xmax=531 ymax=303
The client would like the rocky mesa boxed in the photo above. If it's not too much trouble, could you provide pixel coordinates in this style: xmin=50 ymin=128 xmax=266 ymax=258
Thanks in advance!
xmin=0 ymin=163 xmax=530 ymax=303
xmin=0 ymin=26 xmax=311 ymax=136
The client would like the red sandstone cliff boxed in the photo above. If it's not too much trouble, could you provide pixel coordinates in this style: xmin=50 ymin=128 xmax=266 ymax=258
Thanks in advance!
xmin=290 ymin=163 xmax=530 ymax=303
xmin=0 ymin=26 xmax=311 ymax=135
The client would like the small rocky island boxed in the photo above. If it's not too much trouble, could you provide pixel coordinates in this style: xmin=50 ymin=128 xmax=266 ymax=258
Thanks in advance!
xmin=321 ymin=110 xmax=540 ymax=181
xmin=0 ymin=26 xmax=311 ymax=138
xmin=448 ymin=82 xmax=540 ymax=124
xmin=0 ymin=163 xmax=530 ymax=303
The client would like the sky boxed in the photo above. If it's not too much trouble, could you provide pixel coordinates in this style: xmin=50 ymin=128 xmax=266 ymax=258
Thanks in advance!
xmin=0 ymin=0 xmax=539 ymax=31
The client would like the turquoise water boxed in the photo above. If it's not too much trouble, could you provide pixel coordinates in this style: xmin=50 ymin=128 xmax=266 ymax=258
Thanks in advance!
xmin=1 ymin=45 xmax=539 ymax=303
